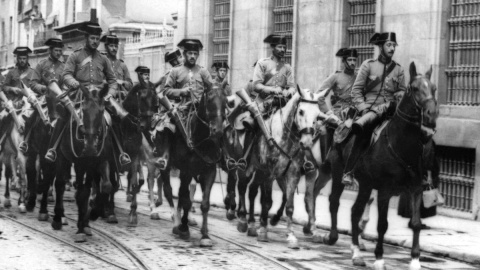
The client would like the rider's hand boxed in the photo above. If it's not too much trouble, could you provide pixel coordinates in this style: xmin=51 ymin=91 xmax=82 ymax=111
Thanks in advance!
xmin=180 ymin=87 xmax=191 ymax=97
xmin=33 ymin=84 xmax=47 ymax=94
xmin=70 ymin=80 xmax=80 ymax=89
xmin=10 ymin=87 xmax=22 ymax=94
xmin=27 ymin=94 xmax=38 ymax=104
xmin=116 ymin=79 xmax=125 ymax=85
xmin=5 ymin=100 xmax=14 ymax=111
xmin=270 ymin=86 xmax=282 ymax=95
xmin=282 ymin=89 xmax=291 ymax=98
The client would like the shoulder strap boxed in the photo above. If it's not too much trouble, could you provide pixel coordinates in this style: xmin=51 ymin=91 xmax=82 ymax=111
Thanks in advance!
xmin=79 ymin=55 xmax=93 ymax=68
xmin=364 ymin=62 xmax=397 ymax=93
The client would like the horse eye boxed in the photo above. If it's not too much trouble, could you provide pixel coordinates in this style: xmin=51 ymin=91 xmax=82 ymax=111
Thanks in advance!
xmin=299 ymin=110 xmax=304 ymax=116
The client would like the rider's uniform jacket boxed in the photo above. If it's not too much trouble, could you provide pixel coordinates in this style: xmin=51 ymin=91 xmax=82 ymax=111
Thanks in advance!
xmin=63 ymin=47 xmax=117 ymax=92
xmin=3 ymin=64 xmax=34 ymax=102
xmin=318 ymin=68 xmax=357 ymax=115
xmin=351 ymin=55 xmax=406 ymax=113
xmin=215 ymin=75 xmax=231 ymax=96
xmin=30 ymin=56 xmax=65 ymax=119
xmin=252 ymin=56 xmax=295 ymax=99
xmin=106 ymin=56 xmax=133 ymax=92
xmin=163 ymin=63 xmax=213 ymax=103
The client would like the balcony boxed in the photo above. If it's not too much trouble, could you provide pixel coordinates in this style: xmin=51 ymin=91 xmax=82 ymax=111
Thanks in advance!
xmin=33 ymin=29 xmax=58 ymax=48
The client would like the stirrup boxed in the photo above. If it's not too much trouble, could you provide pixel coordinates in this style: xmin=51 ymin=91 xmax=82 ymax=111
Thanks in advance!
xmin=119 ymin=152 xmax=131 ymax=166
xmin=152 ymin=147 xmax=160 ymax=157
xmin=45 ymin=149 xmax=57 ymax=162
xmin=342 ymin=173 xmax=354 ymax=186
xmin=303 ymin=160 xmax=315 ymax=174
xmin=18 ymin=141 xmax=28 ymax=153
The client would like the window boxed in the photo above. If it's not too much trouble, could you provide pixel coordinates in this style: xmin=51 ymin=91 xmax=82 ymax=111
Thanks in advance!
xmin=347 ymin=0 xmax=376 ymax=66
xmin=212 ymin=0 xmax=230 ymax=65
xmin=437 ymin=146 xmax=475 ymax=212
xmin=273 ymin=0 xmax=293 ymax=64
xmin=9 ymin=16 xmax=12 ymax=43
xmin=445 ymin=0 xmax=480 ymax=105
xmin=1 ymin=21 xmax=5 ymax=46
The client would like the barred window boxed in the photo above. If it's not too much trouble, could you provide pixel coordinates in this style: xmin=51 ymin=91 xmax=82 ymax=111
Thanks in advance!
xmin=273 ymin=0 xmax=294 ymax=64
xmin=213 ymin=0 xmax=230 ymax=65
xmin=347 ymin=0 xmax=376 ymax=66
xmin=445 ymin=0 xmax=480 ymax=105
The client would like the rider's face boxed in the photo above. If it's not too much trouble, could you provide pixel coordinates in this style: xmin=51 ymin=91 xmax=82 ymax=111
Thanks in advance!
xmin=140 ymin=73 xmax=150 ymax=82
xmin=86 ymin=34 xmax=100 ymax=50
xmin=50 ymin=47 xmax=63 ymax=61
xmin=184 ymin=51 xmax=199 ymax=66
xmin=106 ymin=44 xmax=118 ymax=57
xmin=272 ymin=44 xmax=286 ymax=58
xmin=381 ymin=41 xmax=396 ymax=58
xmin=16 ymin=55 xmax=28 ymax=67
xmin=344 ymin=57 xmax=357 ymax=70
xmin=217 ymin=68 xmax=227 ymax=80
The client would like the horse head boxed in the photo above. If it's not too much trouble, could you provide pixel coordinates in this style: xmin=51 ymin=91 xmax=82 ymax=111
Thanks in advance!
xmin=295 ymin=87 xmax=325 ymax=149
xmin=405 ymin=62 xmax=439 ymax=140
xmin=79 ymin=84 xmax=107 ymax=157
xmin=196 ymin=81 xmax=227 ymax=144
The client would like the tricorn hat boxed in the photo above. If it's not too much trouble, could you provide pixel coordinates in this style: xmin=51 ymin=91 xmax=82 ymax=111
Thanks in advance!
xmin=13 ymin=47 xmax=32 ymax=56
xmin=335 ymin=48 xmax=358 ymax=58
xmin=211 ymin=62 xmax=229 ymax=70
xmin=369 ymin=32 xmax=397 ymax=45
xmin=165 ymin=49 xmax=182 ymax=63
xmin=177 ymin=39 xmax=203 ymax=52
xmin=100 ymin=34 xmax=119 ymax=45
xmin=79 ymin=22 xmax=102 ymax=36
xmin=45 ymin=38 xmax=64 ymax=48
xmin=135 ymin=66 xmax=150 ymax=74
xmin=263 ymin=34 xmax=287 ymax=46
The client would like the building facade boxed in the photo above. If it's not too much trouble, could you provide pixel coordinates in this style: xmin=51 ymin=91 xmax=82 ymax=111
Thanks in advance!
xmin=175 ymin=0 xmax=480 ymax=220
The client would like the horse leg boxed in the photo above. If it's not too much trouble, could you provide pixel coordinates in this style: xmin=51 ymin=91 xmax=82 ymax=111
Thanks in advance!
xmin=408 ymin=187 xmax=423 ymax=270
xmin=25 ymin=153 xmax=37 ymax=212
xmin=247 ymin=173 xmax=260 ymax=237
xmin=224 ymin=169 xmax=237 ymax=220
xmin=373 ymin=190 xmax=392 ymax=270
xmin=146 ymin=159 xmax=157 ymax=215
xmin=358 ymin=193 xmax=375 ymax=251
xmin=52 ymin=152 xmax=67 ymax=230
xmin=199 ymin=167 xmax=216 ymax=247
xmin=128 ymin=159 xmax=139 ymax=226
xmin=309 ymin=165 xmax=330 ymax=241
xmin=106 ymin=165 xmax=119 ymax=224
xmin=270 ymin=180 xmax=286 ymax=227
xmin=302 ymin=167 xmax=319 ymax=236
xmin=148 ymin=162 xmax=162 ymax=220
xmin=258 ymin=174 xmax=274 ymax=242
xmin=236 ymin=171 xmax=250 ymax=233
xmin=321 ymin=162 xmax=345 ymax=245
xmin=126 ymin=168 xmax=133 ymax=202
xmin=74 ymin=165 xmax=90 ymax=242
xmin=283 ymin=168 xmax=302 ymax=249
xmin=4 ymin=161 xmax=11 ymax=208
xmin=173 ymin=170 xmax=192 ymax=239
xmin=162 ymin=168 xmax=178 ymax=225
xmin=351 ymin=185 xmax=373 ymax=267
xmin=38 ymin=157 xmax=55 ymax=222
xmin=15 ymin=153 xmax=27 ymax=213
xmin=189 ymin=178 xmax=197 ymax=213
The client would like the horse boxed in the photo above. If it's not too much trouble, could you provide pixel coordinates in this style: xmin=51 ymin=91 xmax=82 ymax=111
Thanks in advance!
xmin=241 ymin=88 xmax=327 ymax=248
xmin=334 ymin=62 xmax=438 ymax=269
xmin=163 ymin=81 xmax=226 ymax=247
xmin=53 ymin=84 xmax=119 ymax=242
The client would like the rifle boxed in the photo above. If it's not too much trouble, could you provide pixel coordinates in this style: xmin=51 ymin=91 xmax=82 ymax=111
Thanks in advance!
xmin=157 ymin=95 xmax=192 ymax=149
xmin=47 ymin=80 xmax=83 ymax=128
xmin=20 ymin=81 xmax=50 ymax=125
xmin=0 ymin=91 xmax=23 ymax=133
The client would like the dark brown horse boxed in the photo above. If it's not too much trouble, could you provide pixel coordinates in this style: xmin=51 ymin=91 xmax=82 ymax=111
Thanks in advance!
xmin=321 ymin=62 xmax=438 ymax=269
xmin=168 ymin=82 xmax=227 ymax=247
xmin=53 ymin=84 xmax=119 ymax=242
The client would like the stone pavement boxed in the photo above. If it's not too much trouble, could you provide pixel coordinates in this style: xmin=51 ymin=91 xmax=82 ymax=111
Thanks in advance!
xmin=132 ymin=168 xmax=480 ymax=265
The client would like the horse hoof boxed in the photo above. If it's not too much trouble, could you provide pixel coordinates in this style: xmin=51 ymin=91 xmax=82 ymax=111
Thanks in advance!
xmin=190 ymin=206 xmax=196 ymax=213
xmin=257 ymin=227 xmax=268 ymax=242
xmin=26 ymin=203 xmax=35 ymax=212
xmin=38 ymin=213 xmax=49 ymax=222
xmin=74 ymin=233 xmax=87 ymax=243
xmin=303 ymin=225 xmax=313 ymax=236
xmin=323 ymin=233 xmax=338 ymax=245
xmin=373 ymin=259 xmax=386 ymax=270
xmin=270 ymin=215 xmax=280 ymax=226
xmin=155 ymin=200 xmax=162 ymax=207
xmin=65 ymin=185 xmax=71 ymax=192
xmin=84 ymin=227 xmax=93 ymax=236
xmin=247 ymin=227 xmax=258 ymax=237
xmin=359 ymin=241 xmax=367 ymax=251
xmin=128 ymin=215 xmax=138 ymax=226
xmin=237 ymin=221 xmax=248 ymax=233
xmin=51 ymin=219 xmax=62 ymax=230
xmin=287 ymin=240 xmax=299 ymax=249
xmin=312 ymin=232 xmax=323 ymax=243
xmin=226 ymin=210 xmax=236 ymax=221
xmin=18 ymin=204 xmax=27 ymax=213
xmin=48 ymin=196 xmax=54 ymax=203
xmin=61 ymin=217 xmax=69 ymax=225
xmin=409 ymin=258 xmax=421 ymax=270
xmin=188 ymin=218 xmax=197 ymax=226
xmin=107 ymin=215 xmax=118 ymax=224
xmin=352 ymin=256 xmax=366 ymax=267
xmin=150 ymin=213 xmax=161 ymax=220
xmin=200 ymin=238 xmax=213 ymax=247
xmin=172 ymin=226 xmax=180 ymax=235
xmin=126 ymin=194 xmax=133 ymax=202
xmin=4 ymin=199 xmax=11 ymax=208
xmin=174 ymin=226 xmax=190 ymax=239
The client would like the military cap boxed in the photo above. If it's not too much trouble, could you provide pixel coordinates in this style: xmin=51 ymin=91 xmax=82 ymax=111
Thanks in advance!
xmin=79 ymin=22 xmax=102 ymax=36
xmin=177 ymin=39 xmax=203 ymax=51
xmin=211 ymin=62 xmax=229 ymax=70
xmin=135 ymin=66 xmax=150 ymax=74
xmin=335 ymin=48 xmax=358 ymax=58
xmin=100 ymin=34 xmax=119 ymax=45
xmin=165 ymin=49 xmax=182 ymax=63
xmin=369 ymin=32 xmax=397 ymax=45
xmin=45 ymin=38 xmax=64 ymax=48
xmin=263 ymin=34 xmax=287 ymax=46
xmin=13 ymin=47 xmax=32 ymax=56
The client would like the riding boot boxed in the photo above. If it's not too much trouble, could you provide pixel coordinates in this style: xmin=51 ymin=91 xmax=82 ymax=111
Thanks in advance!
xmin=45 ymin=118 xmax=66 ymax=162
xmin=342 ymin=133 xmax=370 ymax=186
xmin=351 ymin=111 xmax=380 ymax=135
xmin=111 ymin=126 xmax=131 ymax=166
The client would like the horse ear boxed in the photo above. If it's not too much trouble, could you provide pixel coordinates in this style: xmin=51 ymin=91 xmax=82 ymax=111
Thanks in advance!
xmin=409 ymin=62 xmax=417 ymax=84
xmin=297 ymin=84 xmax=307 ymax=99
xmin=425 ymin=65 xmax=433 ymax=80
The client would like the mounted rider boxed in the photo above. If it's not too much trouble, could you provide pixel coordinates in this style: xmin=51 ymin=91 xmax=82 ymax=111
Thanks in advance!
xmin=211 ymin=62 xmax=231 ymax=96
xmin=342 ymin=32 xmax=406 ymax=185
xmin=100 ymin=34 xmax=133 ymax=98
xmin=160 ymin=39 xmax=214 ymax=148
xmin=317 ymin=48 xmax=358 ymax=155
xmin=45 ymin=22 xmax=130 ymax=165
xmin=0 ymin=47 xmax=35 ymax=151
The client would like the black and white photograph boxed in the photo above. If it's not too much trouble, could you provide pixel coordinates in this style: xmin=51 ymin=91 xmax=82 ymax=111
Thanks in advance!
xmin=0 ymin=0 xmax=479 ymax=269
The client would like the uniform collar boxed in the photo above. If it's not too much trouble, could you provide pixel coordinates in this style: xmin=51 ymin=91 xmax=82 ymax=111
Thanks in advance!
xmin=83 ymin=47 xmax=98 ymax=56
xmin=15 ymin=63 xmax=30 ymax=71
xmin=107 ymin=55 xmax=117 ymax=61
xmin=270 ymin=55 xmax=284 ymax=64
xmin=378 ymin=54 xmax=392 ymax=65
xmin=344 ymin=67 xmax=355 ymax=75
xmin=48 ymin=56 xmax=60 ymax=63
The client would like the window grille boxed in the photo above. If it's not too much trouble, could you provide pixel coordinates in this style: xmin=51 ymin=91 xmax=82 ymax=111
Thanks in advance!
xmin=273 ymin=0 xmax=293 ymax=64
xmin=347 ymin=0 xmax=376 ymax=66
xmin=213 ymin=0 xmax=230 ymax=65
